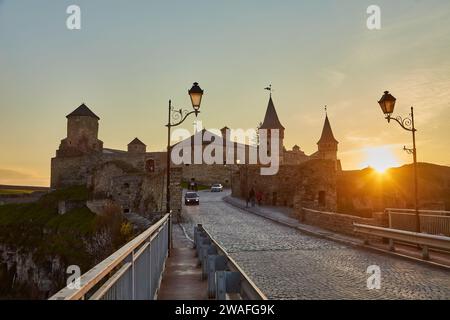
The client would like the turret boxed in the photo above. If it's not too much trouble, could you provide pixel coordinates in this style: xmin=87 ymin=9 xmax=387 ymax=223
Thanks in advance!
xmin=128 ymin=138 xmax=147 ymax=153
xmin=56 ymin=104 xmax=103 ymax=157
xmin=259 ymin=95 xmax=285 ymax=163
xmin=317 ymin=114 xmax=338 ymax=162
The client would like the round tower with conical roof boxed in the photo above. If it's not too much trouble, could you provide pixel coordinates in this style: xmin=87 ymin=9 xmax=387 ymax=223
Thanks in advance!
xmin=259 ymin=95 xmax=285 ymax=163
xmin=317 ymin=114 xmax=339 ymax=162
xmin=56 ymin=103 xmax=103 ymax=157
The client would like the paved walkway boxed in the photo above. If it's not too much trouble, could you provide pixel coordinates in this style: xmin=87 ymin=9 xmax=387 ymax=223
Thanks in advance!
xmin=224 ymin=195 xmax=450 ymax=268
xmin=181 ymin=191 xmax=450 ymax=299
xmin=158 ymin=224 xmax=207 ymax=300
xmin=224 ymin=195 xmax=368 ymax=245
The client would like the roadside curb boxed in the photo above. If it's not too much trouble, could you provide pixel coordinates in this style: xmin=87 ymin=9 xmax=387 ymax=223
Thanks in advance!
xmin=223 ymin=196 xmax=450 ymax=271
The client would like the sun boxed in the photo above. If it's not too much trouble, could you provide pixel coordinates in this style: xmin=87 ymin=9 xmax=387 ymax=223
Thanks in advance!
xmin=360 ymin=147 xmax=400 ymax=173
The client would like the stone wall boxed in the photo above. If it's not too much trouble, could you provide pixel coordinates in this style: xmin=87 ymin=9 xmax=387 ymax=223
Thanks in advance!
xmin=232 ymin=159 xmax=337 ymax=210
xmin=296 ymin=207 xmax=388 ymax=237
xmin=50 ymin=151 xmax=166 ymax=189
xmin=181 ymin=164 xmax=235 ymax=187
xmin=51 ymin=154 xmax=101 ymax=189
xmin=0 ymin=192 xmax=46 ymax=206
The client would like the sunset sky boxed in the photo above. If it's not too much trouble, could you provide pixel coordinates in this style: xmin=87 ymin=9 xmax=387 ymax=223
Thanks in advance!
xmin=1 ymin=0 xmax=450 ymax=186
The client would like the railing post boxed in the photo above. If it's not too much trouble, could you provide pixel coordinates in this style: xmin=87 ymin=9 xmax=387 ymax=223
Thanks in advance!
xmin=422 ymin=245 xmax=429 ymax=260
xmin=207 ymin=255 xmax=227 ymax=298
xmin=389 ymin=239 xmax=395 ymax=251
xmin=387 ymin=209 xmax=392 ymax=228
xmin=216 ymin=271 xmax=241 ymax=300
xmin=168 ymin=212 xmax=172 ymax=257
xmin=124 ymin=252 xmax=135 ymax=300
xmin=201 ymin=246 xmax=217 ymax=280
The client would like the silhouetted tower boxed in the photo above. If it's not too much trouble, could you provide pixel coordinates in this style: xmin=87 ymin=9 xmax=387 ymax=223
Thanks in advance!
xmin=259 ymin=93 xmax=285 ymax=163
xmin=317 ymin=112 xmax=339 ymax=163
xmin=128 ymin=138 xmax=147 ymax=153
xmin=56 ymin=104 xmax=103 ymax=157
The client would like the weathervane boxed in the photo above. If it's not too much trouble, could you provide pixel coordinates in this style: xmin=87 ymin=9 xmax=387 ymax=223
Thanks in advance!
xmin=324 ymin=105 xmax=328 ymax=115
xmin=264 ymin=84 xmax=274 ymax=96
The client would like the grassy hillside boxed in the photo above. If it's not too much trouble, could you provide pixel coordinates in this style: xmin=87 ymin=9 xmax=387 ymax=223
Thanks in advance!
xmin=0 ymin=185 xmax=134 ymax=298
xmin=0 ymin=189 xmax=36 ymax=195
xmin=0 ymin=186 xmax=96 ymax=266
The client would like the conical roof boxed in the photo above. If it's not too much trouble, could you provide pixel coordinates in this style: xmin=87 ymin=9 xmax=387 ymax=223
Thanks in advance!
xmin=128 ymin=138 xmax=146 ymax=146
xmin=259 ymin=96 xmax=285 ymax=130
xmin=67 ymin=104 xmax=100 ymax=120
xmin=317 ymin=115 xmax=338 ymax=144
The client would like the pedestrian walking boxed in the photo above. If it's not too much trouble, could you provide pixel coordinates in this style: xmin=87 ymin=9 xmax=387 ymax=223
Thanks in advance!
xmin=249 ymin=188 xmax=256 ymax=207
xmin=256 ymin=191 xmax=262 ymax=206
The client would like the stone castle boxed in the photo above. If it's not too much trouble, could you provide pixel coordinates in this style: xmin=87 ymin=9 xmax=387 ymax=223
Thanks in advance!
xmin=51 ymin=104 xmax=178 ymax=216
xmin=51 ymin=95 xmax=340 ymax=214
xmin=258 ymin=94 xmax=341 ymax=170
xmin=231 ymin=95 xmax=341 ymax=210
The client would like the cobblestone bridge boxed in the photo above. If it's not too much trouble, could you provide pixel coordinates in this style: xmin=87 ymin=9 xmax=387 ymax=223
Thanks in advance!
xmin=182 ymin=191 xmax=450 ymax=300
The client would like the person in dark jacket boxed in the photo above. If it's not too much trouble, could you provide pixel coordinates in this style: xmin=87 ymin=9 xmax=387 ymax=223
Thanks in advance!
xmin=249 ymin=188 xmax=256 ymax=207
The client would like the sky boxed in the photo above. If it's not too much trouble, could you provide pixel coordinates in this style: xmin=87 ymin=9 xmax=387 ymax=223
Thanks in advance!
xmin=0 ymin=0 xmax=449 ymax=186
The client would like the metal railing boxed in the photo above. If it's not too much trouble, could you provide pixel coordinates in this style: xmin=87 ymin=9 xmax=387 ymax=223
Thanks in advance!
xmin=387 ymin=208 xmax=450 ymax=236
xmin=194 ymin=224 xmax=267 ymax=300
xmin=353 ymin=223 xmax=450 ymax=260
xmin=50 ymin=213 xmax=171 ymax=300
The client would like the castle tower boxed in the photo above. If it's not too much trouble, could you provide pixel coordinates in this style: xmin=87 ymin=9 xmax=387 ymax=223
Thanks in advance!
xmin=259 ymin=95 xmax=285 ymax=163
xmin=56 ymin=104 xmax=103 ymax=157
xmin=128 ymin=138 xmax=146 ymax=153
xmin=317 ymin=113 xmax=339 ymax=165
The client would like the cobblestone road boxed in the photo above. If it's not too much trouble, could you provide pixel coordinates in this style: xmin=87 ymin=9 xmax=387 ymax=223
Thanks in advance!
xmin=182 ymin=191 xmax=450 ymax=300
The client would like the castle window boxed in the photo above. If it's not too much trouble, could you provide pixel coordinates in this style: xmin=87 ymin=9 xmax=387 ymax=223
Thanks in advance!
xmin=123 ymin=183 xmax=130 ymax=189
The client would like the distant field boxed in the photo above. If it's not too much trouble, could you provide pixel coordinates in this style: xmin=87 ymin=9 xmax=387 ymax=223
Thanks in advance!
xmin=0 ymin=189 xmax=36 ymax=195
xmin=0 ymin=185 xmax=49 ymax=195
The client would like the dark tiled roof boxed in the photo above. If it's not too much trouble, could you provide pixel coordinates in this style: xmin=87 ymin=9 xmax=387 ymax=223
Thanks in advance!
xmin=259 ymin=96 xmax=285 ymax=130
xmin=128 ymin=138 xmax=146 ymax=146
xmin=317 ymin=115 xmax=338 ymax=144
xmin=66 ymin=104 xmax=100 ymax=120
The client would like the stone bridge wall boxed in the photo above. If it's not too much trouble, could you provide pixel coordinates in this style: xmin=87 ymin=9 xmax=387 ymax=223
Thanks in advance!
xmin=297 ymin=207 xmax=388 ymax=237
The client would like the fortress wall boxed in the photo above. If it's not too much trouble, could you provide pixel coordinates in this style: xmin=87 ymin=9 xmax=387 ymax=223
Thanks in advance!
xmin=50 ymin=154 xmax=102 ymax=189
xmin=232 ymin=159 xmax=337 ymax=210
xmin=180 ymin=164 xmax=235 ymax=187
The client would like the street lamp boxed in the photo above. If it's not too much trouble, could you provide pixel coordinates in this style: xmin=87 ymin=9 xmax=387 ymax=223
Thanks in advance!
xmin=166 ymin=82 xmax=204 ymax=214
xmin=377 ymin=91 xmax=420 ymax=233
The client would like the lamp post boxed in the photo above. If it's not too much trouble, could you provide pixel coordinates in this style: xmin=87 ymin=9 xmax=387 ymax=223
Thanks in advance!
xmin=377 ymin=91 xmax=420 ymax=233
xmin=166 ymin=82 xmax=204 ymax=214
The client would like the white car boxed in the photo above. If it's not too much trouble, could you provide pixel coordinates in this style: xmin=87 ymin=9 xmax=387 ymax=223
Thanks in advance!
xmin=211 ymin=183 xmax=223 ymax=192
